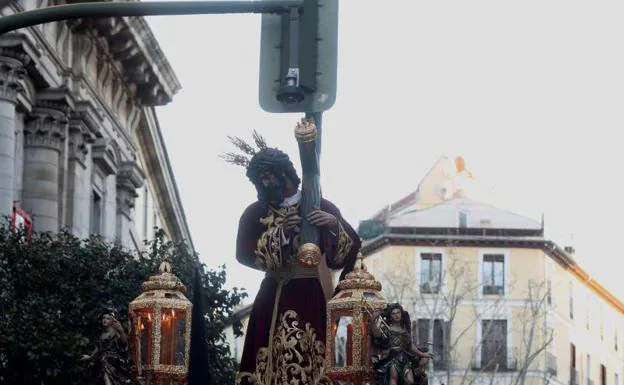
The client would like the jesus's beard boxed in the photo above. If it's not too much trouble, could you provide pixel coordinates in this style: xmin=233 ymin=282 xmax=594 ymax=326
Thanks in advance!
xmin=256 ymin=182 xmax=286 ymax=209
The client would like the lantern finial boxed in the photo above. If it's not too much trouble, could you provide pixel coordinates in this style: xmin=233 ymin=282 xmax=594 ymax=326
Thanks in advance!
xmin=142 ymin=261 xmax=187 ymax=294
xmin=159 ymin=261 xmax=172 ymax=274
xmin=336 ymin=253 xmax=381 ymax=292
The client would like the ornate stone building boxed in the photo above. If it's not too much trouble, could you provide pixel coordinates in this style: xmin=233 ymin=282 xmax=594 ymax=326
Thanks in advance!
xmin=0 ymin=1 xmax=194 ymax=250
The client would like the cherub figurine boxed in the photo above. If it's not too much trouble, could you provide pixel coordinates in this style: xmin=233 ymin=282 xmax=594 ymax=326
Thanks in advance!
xmin=370 ymin=303 xmax=433 ymax=385
xmin=80 ymin=308 xmax=139 ymax=385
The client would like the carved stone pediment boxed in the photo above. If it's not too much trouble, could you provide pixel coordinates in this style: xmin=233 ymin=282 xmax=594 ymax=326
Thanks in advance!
xmin=117 ymin=160 xmax=146 ymax=190
xmin=66 ymin=100 xmax=101 ymax=166
xmin=91 ymin=137 xmax=119 ymax=175
xmin=70 ymin=100 xmax=104 ymax=137
xmin=116 ymin=160 xmax=145 ymax=217
xmin=35 ymin=87 xmax=76 ymax=114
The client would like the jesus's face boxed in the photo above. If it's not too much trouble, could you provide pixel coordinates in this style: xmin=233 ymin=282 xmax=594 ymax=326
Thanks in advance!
xmin=256 ymin=170 xmax=286 ymax=206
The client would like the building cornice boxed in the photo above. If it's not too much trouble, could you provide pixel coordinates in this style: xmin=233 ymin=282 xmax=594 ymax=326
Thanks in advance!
xmin=137 ymin=107 xmax=194 ymax=252
xmin=4 ymin=2 xmax=181 ymax=106
xmin=122 ymin=16 xmax=180 ymax=104
xmin=362 ymin=231 xmax=624 ymax=316
xmin=70 ymin=15 xmax=181 ymax=106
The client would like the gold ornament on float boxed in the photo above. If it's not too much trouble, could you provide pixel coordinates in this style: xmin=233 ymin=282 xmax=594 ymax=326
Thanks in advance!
xmin=129 ymin=261 xmax=192 ymax=385
xmin=326 ymin=252 xmax=388 ymax=385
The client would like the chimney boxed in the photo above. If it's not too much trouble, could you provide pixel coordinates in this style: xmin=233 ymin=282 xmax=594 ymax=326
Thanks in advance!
xmin=458 ymin=211 xmax=467 ymax=228
xmin=564 ymin=246 xmax=575 ymax=255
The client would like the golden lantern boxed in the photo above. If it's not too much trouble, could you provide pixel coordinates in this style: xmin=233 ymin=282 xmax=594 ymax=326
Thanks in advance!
xmin=326 ymin=253 xmax=387 ymax=385
xmin=129 ymin=261 xmax=192 ymax=385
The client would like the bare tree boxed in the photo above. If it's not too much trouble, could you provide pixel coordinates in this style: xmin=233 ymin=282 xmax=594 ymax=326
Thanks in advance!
xmin=512 ymin=279 xmax=554 ymax=385
xmin=379 ymin=253 xmax=415 ymax=307
xmin=449 ymin=280 xmax=510 ymax=385
xmin=454 ymin=279 xmax=554 ymax=385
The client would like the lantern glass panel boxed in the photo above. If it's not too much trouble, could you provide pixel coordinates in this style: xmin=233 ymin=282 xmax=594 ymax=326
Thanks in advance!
xmin=333 ymin=313 xmax=354 ymax=367
xmin=360 ymin=316 xmax=371 ymax=367
xmin=160 ymin=308 xmax=187 ymax=365
xmin=134 ymin=309 xmax=154 ymax=367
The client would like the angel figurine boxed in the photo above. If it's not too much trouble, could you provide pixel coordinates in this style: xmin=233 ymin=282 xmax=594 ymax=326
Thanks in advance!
xmin=79 ymin=308 xmax=140 ymax=385
xmin=370 ymin=303 xmax=433 ymax=385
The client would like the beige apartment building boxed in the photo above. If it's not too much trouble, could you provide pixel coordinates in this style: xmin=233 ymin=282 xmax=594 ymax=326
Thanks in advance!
xmin=225 ymin=156 xmax=624 ymax=385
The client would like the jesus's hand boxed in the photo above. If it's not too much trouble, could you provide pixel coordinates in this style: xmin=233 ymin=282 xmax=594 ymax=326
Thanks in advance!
xmin=283 ymin=213 xmax=301 ymax=237
xmin=307 ymin=210 xmax=338 ymax=228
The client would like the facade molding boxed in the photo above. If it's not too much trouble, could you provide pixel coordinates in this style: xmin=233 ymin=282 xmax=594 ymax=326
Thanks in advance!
xmin=137 ymin=107 xmax=194 ymax=251
xmin=362 ymin=233 xmax=624 ymax=316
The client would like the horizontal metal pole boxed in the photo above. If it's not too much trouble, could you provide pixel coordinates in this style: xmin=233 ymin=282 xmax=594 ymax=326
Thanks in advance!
xmin=0 ymin=0 xmax=303 ymax=34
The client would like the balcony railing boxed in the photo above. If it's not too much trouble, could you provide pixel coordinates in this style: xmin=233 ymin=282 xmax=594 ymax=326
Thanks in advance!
xmin=471 ymin=346 xmax=518 ymax=372
xmin=420 ymin=282 xmax=440 ymax=294
xmin=569 ymin=368 xmax=579 ymax=385
xmin=483 ymin=285 xmax=504 ymax=295
xmin=545 ymin=352 xmax=557 ymax=375
xmin=430 ymin=347 xmax=447 ymax=370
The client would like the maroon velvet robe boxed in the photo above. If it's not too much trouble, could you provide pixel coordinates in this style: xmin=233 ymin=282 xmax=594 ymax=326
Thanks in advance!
xmin=235 ymin=197 xmax=361 ymax=385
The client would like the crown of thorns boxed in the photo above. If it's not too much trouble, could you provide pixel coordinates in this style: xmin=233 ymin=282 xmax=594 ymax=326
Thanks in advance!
xmin=219 ymin=130 xmax=268 ymax=168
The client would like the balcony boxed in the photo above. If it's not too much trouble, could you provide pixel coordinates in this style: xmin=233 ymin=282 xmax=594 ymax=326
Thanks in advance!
xmin=483 ymin=285 xmax=505 ymax=295
xmin=545 ymin=352 xmax=557 ymax=376
xmin=420 ymin=282 xmax=440 ymax=294
xmin=569 ymin=368 xmax=579 ymax=385
xmin=471 ymin=346 xmax=518 ymax=372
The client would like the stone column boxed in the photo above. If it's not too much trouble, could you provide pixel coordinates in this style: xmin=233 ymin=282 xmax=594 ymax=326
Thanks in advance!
xmin=115 ymin=161 xmax=145 ymax=247
xmin=65 ymin=117 xmax=93 ymax=238
xmin=22 ymin=102 xmax=68 ymax=233
xmin=0 ymin=49 xmax=27 ymax=217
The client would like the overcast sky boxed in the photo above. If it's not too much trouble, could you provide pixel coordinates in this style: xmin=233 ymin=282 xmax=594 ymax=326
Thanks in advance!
xmin=144 ymin=0 xmax=624 ymax=304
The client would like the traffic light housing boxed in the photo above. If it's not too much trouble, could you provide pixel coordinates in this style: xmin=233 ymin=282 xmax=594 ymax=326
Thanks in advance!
xmin=258 ymin=0 xmax=338 ymax=113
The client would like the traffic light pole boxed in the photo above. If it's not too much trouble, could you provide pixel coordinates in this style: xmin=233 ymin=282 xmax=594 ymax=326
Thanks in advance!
xmin=0 ymin=0 xmax=303 ymax=34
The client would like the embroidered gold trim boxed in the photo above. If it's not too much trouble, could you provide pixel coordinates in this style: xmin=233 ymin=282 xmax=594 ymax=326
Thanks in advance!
xmin=333 ymin=222 xmax=354 ymax=265
xmin=255 ymin=205 xmax=300 ymax=271
xmin=236 ymin=310 xmax=331 ymax=385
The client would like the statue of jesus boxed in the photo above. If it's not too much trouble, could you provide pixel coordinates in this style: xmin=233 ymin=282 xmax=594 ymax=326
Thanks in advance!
xmin=222 ymin=128 xmax=361 ymax=385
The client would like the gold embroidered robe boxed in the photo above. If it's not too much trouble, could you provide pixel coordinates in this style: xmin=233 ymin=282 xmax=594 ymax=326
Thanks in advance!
xmin=234 ymin=198 xmax=361 ymax=385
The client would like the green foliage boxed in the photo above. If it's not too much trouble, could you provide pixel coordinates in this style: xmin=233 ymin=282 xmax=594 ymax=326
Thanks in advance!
xmin=0 ymin=224 xmax=247 ymax=385
xmin=357 ymin=219 xmax=386 ymax=240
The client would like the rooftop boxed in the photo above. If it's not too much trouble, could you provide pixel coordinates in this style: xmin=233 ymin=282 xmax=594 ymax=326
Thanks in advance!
xmin=360 ymin=155 xmax=624 ymax=316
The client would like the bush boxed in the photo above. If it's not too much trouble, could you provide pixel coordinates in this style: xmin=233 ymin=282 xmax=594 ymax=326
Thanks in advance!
xmin=0 ymin=224 xmax=247 ymax=385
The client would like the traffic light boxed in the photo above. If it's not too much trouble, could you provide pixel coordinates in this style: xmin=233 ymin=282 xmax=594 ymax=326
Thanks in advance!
xmin=258 ymin=0 xmax=339 ymax=113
